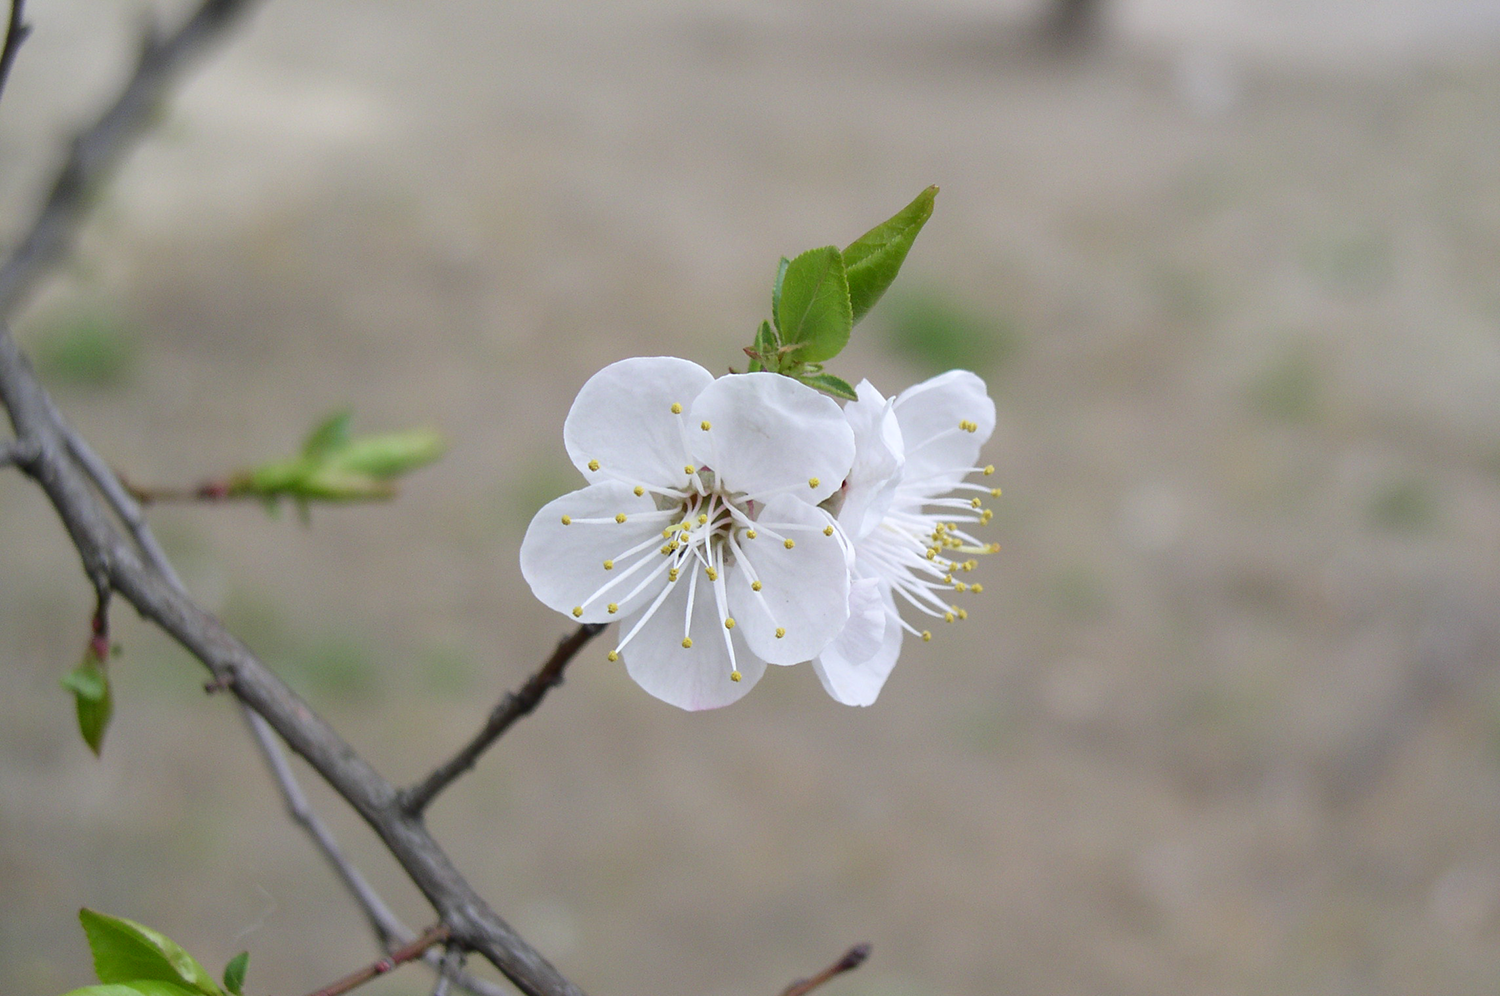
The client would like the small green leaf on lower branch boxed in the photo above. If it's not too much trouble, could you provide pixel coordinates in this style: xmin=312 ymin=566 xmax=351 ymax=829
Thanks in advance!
xmin=221 ymin=953 xmax=248 ymax=996
xmin=79 ymin=909 xmax=224 ymax=996
xmin=61 ymin=650 xmax=112 ymax=756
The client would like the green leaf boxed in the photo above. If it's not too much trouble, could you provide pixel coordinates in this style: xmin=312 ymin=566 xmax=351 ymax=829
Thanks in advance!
xmin=301 ymin=408 xmax=353 ymax=459
xmin=774 ymin=246 xmax=852 ymax=364
xmin=325 ymin=430 xmax=446 ymax=479
xmin=61 ymin=983 xmax=200 ymax=996
xmin=770 ymin=257 xmax=790 ymax=331
xmin=221 ymin=953 xmax=248 ymax=996
xmin=843 ymin=185 xmax=937 ymax=324
xmin=61 ymin=653 xmax=112 ymax=756
xmin=79 ymin=909 xmax=224 ymax=996
xmin=798 ymin=372 xmax=859 ymax=401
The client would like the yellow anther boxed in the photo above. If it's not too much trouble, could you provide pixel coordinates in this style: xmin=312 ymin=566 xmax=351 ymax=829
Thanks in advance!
xmin=730 ymin=670 xmax=742 ymax=682
xmin=944 ymin=574 xmax=954 ymax=584
xmin=607 ymin=603 xmax=618 ymax=614
xmin=921 ymin=631 xmax=932 ymax=642
xmin=775 ymin=627 xmax=786 ymax=639
xmin=957 ymin=608 xmax=968 ymax=620
xmin=681 ymin=637 xmax=693 ymax=649
xmin=607 ymin=650 xmax=619 ymax=662
xmin=663 ymin=528 xmax=674 ymax=538
xmin=746 ymin=529 xmax=757 ymax=539
xmin=926 ymin=549 xmax=937 ymax=560
xmin=603 ymin=559 xmax=615 ymax=570
xmin=660 ymin=545 xmax=673 ymax=554
xmin=684 ymin=465 xmax=695 ymax=475
xmin=671 ymin=402 xmax=683 ymax=414
xmin=635 ymin=485 xmax=645 ymax=496
xmin=615 ymin=512 xmax=627 ymax=523
xmin=971 ymin=583 xmax=983 ymax=593
xmin=700 ymin=420 xmax=712 ymax=431
xmin=944 ymin=611 xmax=955 ymax=623
xmin=990 ymin=488 xmax=1002 ymax=497
xmin=668 ymin=568 xmax=680 ymax=581
xmin=697 ymin=513 xmax=708 ymax=525
xmin=724 ymin=618 xmax=735 ymax=630
xmin=784 ymin=538 xmax=795 ymax=549
xmin=588 ymin=459 xmax=600 ymax=471
xmin=560 ymin=515 xmax=572 ymax=525
xmin=751 ymin=580 xmax=762 ymax=592
xmin=572 ymin=607 xmax=584 ymax=618
xmin=955 ymin=582 xmax=968 ymax=592
xmin=808 ymin=477 xmax=820 ymax=489
xmin=989 ymin=543 xmax=1001 ymax=553
xmin=971 ymin=497 xmax=982 ymax=509
xmin=983 ymin=465 xmax=995 ymax=475
xmin=706 ymin=567 xmax=719 ymax=580
xmin=823 ymin=525 xmax=834 ymax=536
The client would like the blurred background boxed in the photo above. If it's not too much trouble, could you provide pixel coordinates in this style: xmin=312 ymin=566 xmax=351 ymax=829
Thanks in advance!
xmin=3 ymin=0 xmax=1500 ymax=994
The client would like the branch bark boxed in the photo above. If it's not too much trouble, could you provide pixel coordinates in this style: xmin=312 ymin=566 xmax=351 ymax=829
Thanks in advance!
xmin=0 ymin=323 xmax=589 ymax=996
xmin=400 ymin=622 xmax=605 ymax=815
xmin=0 ymin=0 xmax=260 ymax=316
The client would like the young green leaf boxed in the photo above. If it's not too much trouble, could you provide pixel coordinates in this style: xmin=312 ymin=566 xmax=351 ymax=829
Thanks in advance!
xmin=774 ymin=246 xmax=852 ymax=364
xmin=300 ymin=408 xmax=353 ymax=459
xmin=61 ymin=653 xmax=112 ymax=756
xmin=843 ymin=185 xmax=937 ymax=324
xmin=221 ymin=953 xmax=248 ymax=996
xmin=770 ymin=257 xmax=790 ymax=332
xmin=325 ymin=430 xmax=446 ymax=479
xmin=79 ymin=909 xmax=224 ymax=996
xmin=61 ymin=983 xmax=200 ymax=996
xmin=798 ymin=372 xmax=859 ymax=401
xmin=746 ymin=320 xmax=778 ymax=372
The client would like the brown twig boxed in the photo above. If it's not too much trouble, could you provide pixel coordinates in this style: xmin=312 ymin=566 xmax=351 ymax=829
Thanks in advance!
xmin=398 ymin=622 xmax=606 ymax=815
xmin=302 ymin=923 xmax=451 ymax=996
xmin=118 ymin=473 xmax=235 ymax=504
xmin=779 ymin=944 xmax=871 ymax=996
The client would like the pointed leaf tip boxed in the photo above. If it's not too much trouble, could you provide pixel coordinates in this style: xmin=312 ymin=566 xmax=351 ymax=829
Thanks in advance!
xmin=221 ymin=952 xmax=248 ymax=996
xmin=843 ymin=186 xmax=938 ymax=324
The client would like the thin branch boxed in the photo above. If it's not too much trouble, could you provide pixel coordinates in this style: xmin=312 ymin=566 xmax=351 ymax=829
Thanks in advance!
xmin=0 ymin=322 xmax=587 ymax=996
xmin=430 ymin=945 xmax=466 ymax=996
xmin=399 ymin=622 xmax=605 ymax=815
xmin=242 ymin=706 xmax=408 ymax=948
xmin=0 ymin=4 xmax=576 ymax=992
xmin=302 ymin=923 xmax=451 ymax=996
xmin=0 ymin=0 xmax=262 ymax=317
xmin=0 ymin=0 xmax=30 ymax=107
xmin=244 ymin=705 xmax=512 ymax=996
xmin=779 ymin=944 xmax=870 ymax=996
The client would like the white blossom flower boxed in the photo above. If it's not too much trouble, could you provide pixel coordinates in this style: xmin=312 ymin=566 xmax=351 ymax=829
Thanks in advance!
xmin=812 ymin=371 xmax=999 ymax=706
xmin=521 ymin=356 xmax=857 ymax=710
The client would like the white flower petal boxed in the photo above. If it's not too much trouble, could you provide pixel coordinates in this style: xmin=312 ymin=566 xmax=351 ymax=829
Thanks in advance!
xmin=621 ymin=572 xmax=764 ymax=710
xmin=689 ymin=372 xmax=854 ymax=504
xmin=563 ymin=356 xmax=712 ymax=489
xmin=892 ymin=370 xmax=995 ymax=491
xmin=728 ymin=494 xmax=850 ymax=664
xmin=811 ymin=587 xmax=904 ymax=707
xmin=519 ymin=482 xmax=670 ymax=623
xmin=838 ymin=380 xmax=905 ymax=540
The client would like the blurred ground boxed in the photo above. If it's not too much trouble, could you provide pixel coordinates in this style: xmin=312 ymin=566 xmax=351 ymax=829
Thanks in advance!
xmin=4 ymin=1 xmax=1500 ymax=995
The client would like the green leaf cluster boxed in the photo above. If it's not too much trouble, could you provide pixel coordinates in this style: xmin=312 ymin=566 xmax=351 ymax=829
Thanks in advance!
xmin=231 ymin=409 xmax=446 ymax=508
xmin=742 ymin=186 xmax=937 ymax=400
xmin=60 ymin=643 xmax=113 ymax=756
xmin=61 ymin=910 xmax=247 ymax=996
